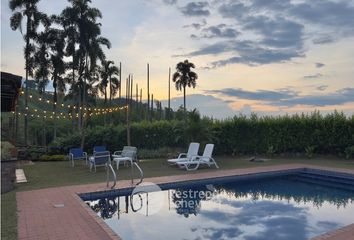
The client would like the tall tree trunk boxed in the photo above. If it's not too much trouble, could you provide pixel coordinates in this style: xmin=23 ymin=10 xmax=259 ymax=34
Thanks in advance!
xmin=119 ymin=62 xmax=122 ymax=102
xmin=183 ymin=86 xmax=186 ymax=112
xmin=109 ymin=77 xmax=112 ymax=106
xmin=147 ymin=63 xmax=150 ymax=121
xmin=126 ymin=76 xmax=131 ymax=146
xmin=151 ymin=93 xmax=154 ymax=121
xmin=24 ymin=30 xmax=30 ymax=146
xmin=53 ymin=78 xmax=57 ymax=140
xmin=80 ymin=55 xmax=89 ymax=149
xmin=14 ymin=106 xmax=18 ymax=144
xmin=104 ymin=86 xmax=107 ymax=125
xmin=168 ymin=67 xmax=171 ymax=120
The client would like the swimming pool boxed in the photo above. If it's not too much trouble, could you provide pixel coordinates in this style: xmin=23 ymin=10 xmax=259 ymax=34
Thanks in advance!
xmin=82 ymin=169 xmax=354 ymax=240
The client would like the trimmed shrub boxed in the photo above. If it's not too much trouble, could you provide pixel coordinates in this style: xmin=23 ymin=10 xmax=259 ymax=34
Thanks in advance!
xmin=38 ymin=155 xmax=67 ymax=161
xmin=50 ymin=111 xmax=354 ymax=157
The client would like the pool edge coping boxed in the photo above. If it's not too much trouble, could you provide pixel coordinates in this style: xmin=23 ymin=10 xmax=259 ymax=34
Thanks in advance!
xmin=16 ymin=164 xmax=354 ymax=240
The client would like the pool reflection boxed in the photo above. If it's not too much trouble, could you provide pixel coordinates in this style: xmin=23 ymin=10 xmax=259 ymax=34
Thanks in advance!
xmin=85 ymin=175 xmax=354 ymax=240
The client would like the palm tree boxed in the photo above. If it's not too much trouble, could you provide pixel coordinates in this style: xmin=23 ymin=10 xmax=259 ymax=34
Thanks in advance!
xmin=33 ymin=28 xmax=51 ymax=94
xmin=99 ymin=60 xmax=120 ymax=106
xmin=60 ymin=0 xmax=110 ymax=147
xmin=172 ymin=60 xmax=198 ymax=112
xmin=9 ymin=0 xmax=48 ymax=144
xmin=61 ymin=0 xmax=110 ymax=130
xmin=98 ymin=64 xmax=109 ymax=105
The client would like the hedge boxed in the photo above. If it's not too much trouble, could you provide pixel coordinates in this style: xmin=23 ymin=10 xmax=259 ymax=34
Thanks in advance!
xmin=51 ymin=111 xmax=354 ymax=157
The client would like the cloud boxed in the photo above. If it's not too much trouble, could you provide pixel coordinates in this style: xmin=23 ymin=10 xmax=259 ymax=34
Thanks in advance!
xmin=218 ymin=2 xmax=250 ymax=20
xmin=313 ymin=36 xmax=336 ymax=45
xmin=289 ymin=0 xmax=354 ymax=29
xmin=206 ymin=88 xmax=298 ymax=101
xmin=207 ymin=87 xmax=354 ymax=107
xmin=315 ymin=63 xmax=325 ymax=68
xmin=303 ymin=73 xmax=323 ymax=79
xmin=161 ymin=94 xmax=237 ymax=119
xmin=275 ymin=88 xmax=354 ymax=107
xmin=174 ymin=0 xmax=354 ymax=68
xmin=182 ymin=19 xmax=207 ymax=29
xmin=316 ymin=85 xmax=328 ymax=91
xmin=199 ymin=24 xmax=239 ymax=38
xmin=180 ymin=2 xmax=210 ymax=16
xmin=185 ymin=40 xmax=303 ymax=66
xmin=242 ymin=16 xmax=304 ymax=48
xmin=163 ymin=0 xmax=177 ymax=5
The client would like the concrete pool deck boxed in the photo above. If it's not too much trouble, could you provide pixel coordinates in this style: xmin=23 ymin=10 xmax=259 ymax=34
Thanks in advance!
xmin=17 ymin=164 xmax=354 ymax=240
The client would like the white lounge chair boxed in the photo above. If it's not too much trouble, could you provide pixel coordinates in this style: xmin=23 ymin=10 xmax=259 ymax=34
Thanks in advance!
xmin=176 ymin=144 xmax=219 ymax=171
xmin=167 ymin=142 xmax=200 ymax=165
xmin=112 ymin=146 xmax=137 ymax=170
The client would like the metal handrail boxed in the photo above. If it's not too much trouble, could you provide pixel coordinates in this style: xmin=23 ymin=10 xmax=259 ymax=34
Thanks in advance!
xmin=106 ymin=163 xmax=117 ymax=189
xmin=132 ymin=162 xmax=144 ymax=185
xmin=130 ymin=193 xmax=143 ymax=212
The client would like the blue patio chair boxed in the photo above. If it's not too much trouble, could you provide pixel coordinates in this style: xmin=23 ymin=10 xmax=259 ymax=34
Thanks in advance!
xmin=69 ymin=148 xmax=88 ymax=167
xmin=93 ymin=146 xmax=106 ymax=153
xmin=89 ymin=151 xmax=111 ymax=172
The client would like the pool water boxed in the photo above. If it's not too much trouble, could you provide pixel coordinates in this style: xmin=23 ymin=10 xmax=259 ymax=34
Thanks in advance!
xmin=85 ymin=173 xmax=354 ymax=240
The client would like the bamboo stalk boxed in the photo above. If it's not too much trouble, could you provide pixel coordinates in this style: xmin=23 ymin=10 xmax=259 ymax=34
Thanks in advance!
xmin=147 ymin=63 xmax=150 ymax=121
xmin=119 ymin=62 xmax=122 ymax=102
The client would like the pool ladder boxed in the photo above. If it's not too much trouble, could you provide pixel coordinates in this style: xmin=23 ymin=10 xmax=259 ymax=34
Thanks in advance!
xmin=106 ymin=163 xmax=117 ymax=189
xmin=106 ymin=161 xmax=144 ymax=189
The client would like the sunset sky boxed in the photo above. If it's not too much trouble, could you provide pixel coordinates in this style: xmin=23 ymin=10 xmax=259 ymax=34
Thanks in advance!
xmin=1 ymin=0 xmax=354 ymax=118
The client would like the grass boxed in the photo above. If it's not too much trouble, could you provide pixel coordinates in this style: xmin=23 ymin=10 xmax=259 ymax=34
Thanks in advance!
xmin=2 ymin=156 xmax=354 ymax=240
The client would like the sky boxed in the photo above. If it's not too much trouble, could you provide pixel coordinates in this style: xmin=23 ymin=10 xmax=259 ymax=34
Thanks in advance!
xmin=1 ymin=0 xmax=354 ymax=119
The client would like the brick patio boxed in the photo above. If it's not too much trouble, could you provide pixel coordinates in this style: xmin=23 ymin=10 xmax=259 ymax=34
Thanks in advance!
xmin=17 ymin=164 xmax=354 ymax=240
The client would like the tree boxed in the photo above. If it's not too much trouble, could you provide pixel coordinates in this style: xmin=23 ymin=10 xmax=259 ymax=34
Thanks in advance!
xmin=33 ymin=26 xmax=51 ymax=94
xmin=60 ymin=0 xmax=110 ymax=147
xmin=9 ymin=0 xmax=49 ymax=144
xmin=60 ymin=0 xmax=110 ymax=125
xmin=172 ymin=60 xmax=198 ymax=112
xmin=99 ymin=60 xmax=120 ymax=106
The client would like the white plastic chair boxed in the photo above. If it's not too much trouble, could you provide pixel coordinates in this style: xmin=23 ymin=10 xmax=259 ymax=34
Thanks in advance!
xmin=112 ymin=146 xmax=137 ymax=170
xmin=176 ymin=144 xmax=219 ymax=171
xmin=167 ymin=142 xmax=200 ymax=165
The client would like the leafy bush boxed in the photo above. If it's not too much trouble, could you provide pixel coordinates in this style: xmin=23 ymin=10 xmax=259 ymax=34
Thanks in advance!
xmin=38 ymin=155 xmax=67 ymax=161
xmin=50 ymin=111 xmax=354 ymax=157
xmin=305 ymin=146 xmax=315 ymax=159
xmin=137 ymin=147 xmax=181 ymax=159
xmin=1 ymin=141 xmax=16 ymax=161
xmin=344 ymin=146 xmax=354 ymax=159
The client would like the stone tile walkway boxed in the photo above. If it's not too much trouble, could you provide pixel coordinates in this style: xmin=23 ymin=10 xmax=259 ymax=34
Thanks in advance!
xmin=16 ymin=164 xmax=354 ymax=240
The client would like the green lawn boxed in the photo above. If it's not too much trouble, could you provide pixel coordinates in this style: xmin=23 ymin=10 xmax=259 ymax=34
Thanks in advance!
xmin=2 ymin=156 xmax=354 ymax=240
